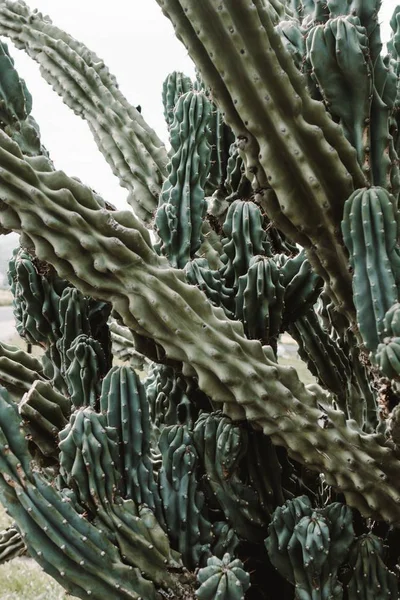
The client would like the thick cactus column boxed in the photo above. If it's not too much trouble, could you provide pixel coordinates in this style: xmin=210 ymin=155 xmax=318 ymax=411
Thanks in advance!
xmin=0 ymin=132 xmax=400 ymax=522
xmin=155 ymin=0 xmax=368 ymax=319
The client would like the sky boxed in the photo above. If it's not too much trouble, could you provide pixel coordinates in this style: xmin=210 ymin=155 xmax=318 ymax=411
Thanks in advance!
xmin=4 ymin=0 xmax=397 ymax=210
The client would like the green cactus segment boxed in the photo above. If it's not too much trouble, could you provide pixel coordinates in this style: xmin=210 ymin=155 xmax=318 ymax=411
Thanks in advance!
xmin=158 ymin=424 xmax=212 ymax=568
xmin=0 ymin=387 xmax=158 ymax=600
xmin=275 ymin=19 xmax=305 ymax=73
xmin=375 ymin=337 xmax=400 ymax=380
xmin=109 ymin=318 xmax=147 ymax=370
xmin=145 ymin=363 xmax=193 ymax=428
xmin=59 ymin=407 xmax=121 ymax=507
xmin=11 ymin=114 xmax=46 ymax=157
xmin=193 ymin=412 xmax=269 ymax=542
xmin=205 ymin=104 xmax=235 ymax=196
xmin=184 ymin=258 xmax=234 ymax=319
xmin=65 ymin=334 xmax=107 ymax=409
xmin=19 ymin=379 xmax=70 ymax=458
xmin=0 ymin=525 xmax=26 ymax=564
xmin=289 ymin=309 xmax=350 ymax=405
xmin=100 ymin=366 xmax=163 ymax=521
xmin=162 ymin=71 xmax=193 ymax=130
xmin=223 ymin=142 xmax=251 ymax=202
xmin=265 ymin=496 xmax=355 ymax=600
xmin=341 ymin=187 xmax=400 ymax=351
xmin=369 ymin=35 xmax=398 ymax=196
xmin=389 ymin=7 xmax=400 ymax=160
xmin=374 ymin=303 xmax=400 ymax=379
xmin=0 ymin=340 xmax=44 ymax=398
xmin=0 ymin=40 xmax=31 ymax=125
xmin=211 ymin=522 xmax=239 ymax=560
xmin=221 ymin=200 xmax=271 ymax=287
xmin=156 ymin=0 xmax=366 ymax=319
xmin=235 ymin=255 xmax=284 ymax=348
xmin=347 ymin=534 xmax=399 ymax=599
xmin=3 ymin=132 xmax=400 ymax=523
xmin=155 ymin=91 xmax=211 ymax=268
xmin=0 ymin=1 xmax=168 ymax=223
xmin=59 ymin=406 xmax=182 ymax=590
xmin=277 ymin=249 xmax=323 ymax=324
xmin=57 ymin=288 xmax=91 ymax=371
xmin=306 ymin=17 xmax=371 ymax=173
xmin=8 ymin=247 xmax=67 ymax=346
xmin=291 ymin=305 xmax=377 ymax=430
xmin=196 ymin=553 xmax=250 ymax=600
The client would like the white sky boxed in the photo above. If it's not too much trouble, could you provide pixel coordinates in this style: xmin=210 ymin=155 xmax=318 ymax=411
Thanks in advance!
xmin=5 ymin=0 xmax=397 ymax=210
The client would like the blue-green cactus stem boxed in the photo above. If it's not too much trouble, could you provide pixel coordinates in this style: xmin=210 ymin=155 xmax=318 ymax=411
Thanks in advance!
xmin=162 ymin=71 xmax=193 ymax=130
xmin=58 ymin=406 xmax=183 ymax=590
xmin=205 ymin=104 xmax=235 ymax=196
xmin=374 ymin=303 xmax=400 ymax=379
xmin=65 ymin=334 xmax=107 ymax=409
xmin=155 ymin=91 xmax=211 ymax=268
xmin=306 ymin=16 xmax=372 ymax=176
xmin=210 ymin=522 xmax=239 ymax=560
xmin=145 ymin=363 xmax=194 ymax=428
xmin=347 ymin=533 xmax=399 ymax=599
xmin=276 ymin=249 xmax=323 ymax=324
xmin=100 ymin=366 xmax=164 ymax=523
xmin=8 ymin=247 xmax=66 ymax=346
xmin=289 ymin=308 xmax=351 ymax=408
xmin=0 ymin=387 xmax=160 ymax=600
xmin=59 ymin=408 xmax=121 ymax=508
xmin=0 ymin=340 xmax=44 ymax=399
xmin=158 ymin=423 xmax=212 ymax=569
xmin=265 ymin=496 xmax=355 ymax=600
xmin=341 ymin=186 xmax=400 ymax=351
xmin=57 ymin=288 xmax=91 ymax=372
xmin=156 ymin=0 xmax=367 ymax=319
xmin=19 ymin=379 xmax=70 ymax=458
xmin=220 ymin=200 xmax=271 ymax=288
xmin=0 ymin=40 xmax=31 ymax=126
xmin=184 ymin=258 xmax=234 ymax=319
xmin=193 ymin=412 xmax=270 ymax=542
xmin=196 ymin=553 xmax=250 ymax=600
xmin=388 ymin=7 xmax=400 ymax=161
xmin=2 ymin=130 xmax=400 ymax=522
xmin=235 ymin=255 xmax=284 ymax=349
xmin=223 ymin=142 xmax=251 ymax=202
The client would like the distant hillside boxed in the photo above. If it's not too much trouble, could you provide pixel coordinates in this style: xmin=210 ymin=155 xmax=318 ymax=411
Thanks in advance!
xmin=0 ymin=232 xmax=19 ymax=288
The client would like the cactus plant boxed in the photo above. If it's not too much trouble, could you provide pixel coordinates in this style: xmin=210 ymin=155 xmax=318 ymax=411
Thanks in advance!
xmin=0 ymin=1 xmax=397 ymax=599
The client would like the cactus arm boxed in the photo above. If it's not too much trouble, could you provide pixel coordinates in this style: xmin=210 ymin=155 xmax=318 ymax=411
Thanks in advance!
xmin=1 ymin=131 xmax=400 ymax=522
xmin=0 ymin=0 xmax=169 ymax=222
xmin=0 ymin=340 xmax=44 ymax=397
xmin=155 ymin=0 xmax=368 ymax=317
xmin=0 ymin=387 xmax=161 ymax=600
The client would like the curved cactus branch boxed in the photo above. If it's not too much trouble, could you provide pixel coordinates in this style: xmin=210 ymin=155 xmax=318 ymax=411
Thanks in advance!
xmin=0 ymin=132 xmax=399 ymax=523
xmin=0 ymin=0 xmax=168 ymax=221
xmin=154 ymin=0 xmax=369 ymax=319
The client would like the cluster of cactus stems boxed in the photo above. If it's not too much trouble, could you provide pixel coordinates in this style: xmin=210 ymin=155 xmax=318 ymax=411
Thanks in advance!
xmin=0 ymin=0 xmax=398 ymax=598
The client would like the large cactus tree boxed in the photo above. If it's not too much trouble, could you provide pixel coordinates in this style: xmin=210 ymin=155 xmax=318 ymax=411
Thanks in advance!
xmin=0 ymin=0 xmax=398 ymax=598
